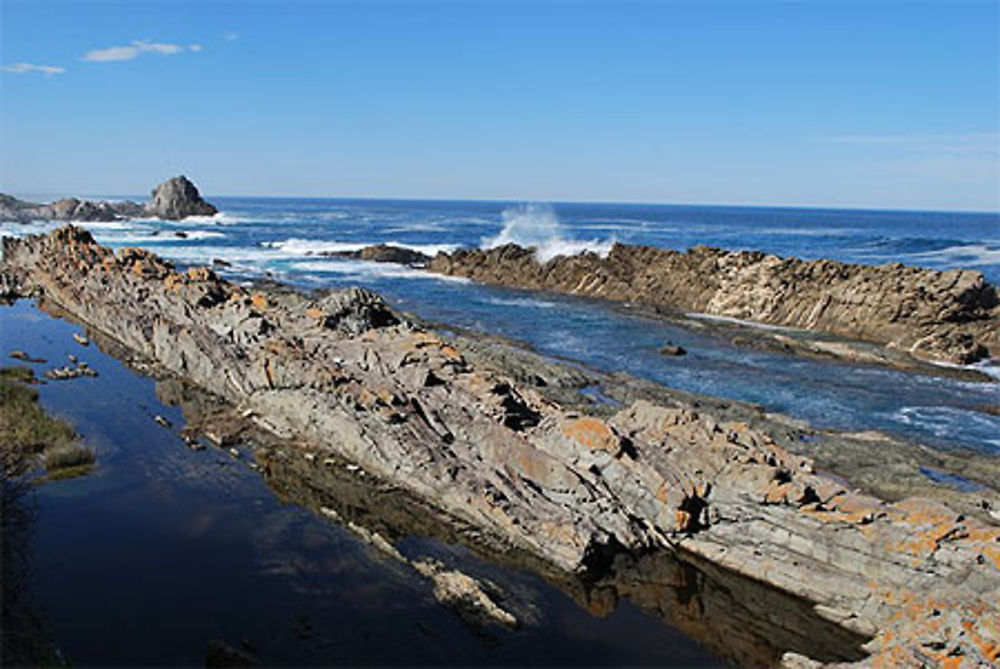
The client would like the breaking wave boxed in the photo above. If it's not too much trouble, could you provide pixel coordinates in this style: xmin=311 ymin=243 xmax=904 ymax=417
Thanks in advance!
xmin=902 ymin=243 xmax=1000 ymax=267
xmin=482 ymin=204 xmax=614 ymax=263
xmin=263 ymin=238 xmax=459 ymax=256
xmin=290 ymin=260 xmax=471 ymax=283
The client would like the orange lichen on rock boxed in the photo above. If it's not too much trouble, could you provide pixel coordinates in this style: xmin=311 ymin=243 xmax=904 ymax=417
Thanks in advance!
xmin=562 ymin=417 xmax=619 ymax=453
xmin=250 ymin=292 xmax=269 ymax=310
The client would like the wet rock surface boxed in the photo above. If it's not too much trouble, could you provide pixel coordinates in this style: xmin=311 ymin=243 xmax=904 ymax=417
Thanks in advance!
xmin=2 ymin=226 xmax=999 ymax=666
xmin=426 ymin=243 xmax=999 ymax=366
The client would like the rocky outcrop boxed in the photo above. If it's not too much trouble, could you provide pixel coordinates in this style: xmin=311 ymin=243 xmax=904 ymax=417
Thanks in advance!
xmin=320 ymin=243 xmax=432 ymax=266
xmin=1 ymin=226 xmax=998 ymax=666
xmin=0 ymin=175 xmax=216 ymax=223
xmin=145 ymin=175 xmax=217 ymax=220
xmin=0 ymin=194 xmax=145 ymax=223
xmin=427 ymin=244 xmax=999 ymax=365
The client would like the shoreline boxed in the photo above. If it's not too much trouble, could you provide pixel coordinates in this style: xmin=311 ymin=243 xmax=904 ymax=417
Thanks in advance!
xmin=1 ymin=297 xmax=858 ymax=667
xmin=2 ymin=226 xmax=999 ymax=665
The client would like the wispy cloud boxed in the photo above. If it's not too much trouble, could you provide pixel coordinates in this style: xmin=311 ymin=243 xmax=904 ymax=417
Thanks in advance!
xmin=2 ymin=62 xmax=66 ymax=76
xmin=818 ymin=132 xmax=999 ymax=155
xmin=224 ymin=33 xmax=239 ymax=42
xmin=81 ymin=40 xmax=202 ymax=63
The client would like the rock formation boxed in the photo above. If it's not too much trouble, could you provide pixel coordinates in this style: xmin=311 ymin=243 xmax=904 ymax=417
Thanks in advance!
xmin=0 ymin=176 xmax=216 ymax=223
xmin=0 ymin=194 xmax=145 ymax=223
xmin=426 ymin=243 xmax=999 ymax=365
xmin=1 ymin=226 xmax=998 ymax=666
xmin=320 ymin=243 xmax=432 ymax=266
xmin=145 ymin=175 xmax=217 ymax=220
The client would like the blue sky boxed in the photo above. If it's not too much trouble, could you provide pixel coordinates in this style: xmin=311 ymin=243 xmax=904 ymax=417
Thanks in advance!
xmin=1 ymin=1 xmax=997 ymax=211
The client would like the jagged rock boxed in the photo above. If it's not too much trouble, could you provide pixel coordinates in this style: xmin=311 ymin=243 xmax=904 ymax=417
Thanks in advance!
xmin=427 ymin=243 xmax=999 ymax=365
xmin=144 ymin=175 xmax=217 ymax=220
xmin=1 ymin=226 xmax=998 ymax=666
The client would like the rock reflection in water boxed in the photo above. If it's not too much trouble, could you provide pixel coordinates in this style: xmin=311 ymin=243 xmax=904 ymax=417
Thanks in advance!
xmin=158 ymin=378 xmax=868 ymax=667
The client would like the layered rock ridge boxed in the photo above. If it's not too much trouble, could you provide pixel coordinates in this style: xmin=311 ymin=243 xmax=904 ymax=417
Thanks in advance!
xmin=0 ymin=175 xmax=216 ymax=223
xmin=426 ymin=243 xmax=999 ymax=365
xmin=2 ymin=227 xmax=998 ymax=666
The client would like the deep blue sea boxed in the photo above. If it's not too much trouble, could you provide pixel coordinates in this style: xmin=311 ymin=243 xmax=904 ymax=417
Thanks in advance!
xmin=4 ymin=198 xmax=999 ymax=454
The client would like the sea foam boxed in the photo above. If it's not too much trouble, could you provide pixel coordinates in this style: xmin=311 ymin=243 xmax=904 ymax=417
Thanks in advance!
xmin=482 ymin=203 xmax=614 ymax=263
xmin=263 ymin=238 xmax=459 ymax=257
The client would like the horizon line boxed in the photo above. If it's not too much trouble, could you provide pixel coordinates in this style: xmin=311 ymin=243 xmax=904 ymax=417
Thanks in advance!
xmin=4 ymin=187 xmax=999 ymax=217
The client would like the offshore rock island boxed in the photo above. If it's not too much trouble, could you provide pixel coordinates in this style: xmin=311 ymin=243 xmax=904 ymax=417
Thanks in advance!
xmin=0 ymin=175 xmax=217 ymax=223
xmin=2 ymin=226 xmax=998 ymax=666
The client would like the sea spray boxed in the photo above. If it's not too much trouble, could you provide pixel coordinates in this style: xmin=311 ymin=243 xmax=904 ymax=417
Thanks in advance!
xmin=482 ymin=203 xmax=614 ymax=263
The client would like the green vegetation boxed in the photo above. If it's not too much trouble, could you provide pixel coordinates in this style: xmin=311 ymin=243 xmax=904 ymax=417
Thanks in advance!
xmin=0 ymin=365 xmax=94 ymax=478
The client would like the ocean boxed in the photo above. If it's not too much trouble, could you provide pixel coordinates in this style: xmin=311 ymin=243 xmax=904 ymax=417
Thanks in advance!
xmin=5 ymin=197 xmax=997 ymax=454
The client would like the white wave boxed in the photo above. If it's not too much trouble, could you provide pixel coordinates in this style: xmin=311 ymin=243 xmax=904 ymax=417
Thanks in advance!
xmin=484 ymin=296 xmax=557 ymax=309
xmin=903 ymin=244 xmax=1000 ymax=266
xmin=263 ymin=237 xmax=458 ymax=257
xmin=290 ymin=259 xmax=470 ymax=283
xmin=91 ymin=229 xmax=227 ymax=244
xmin=154 ymin=245 xmax=282 ymax=265
xmin=684 ymin=312 xmax=806 ymax=333
xmin=0 ymin=221 xmax=58 ymax=238
xmin=928 ymin=357 xmax=1000 ymax=382
xmin=482 ymin=203 xmax=614 ymax=263
xmin=261 ymin=239 xmax=364 ymax=255
xmin=893 ymin=406 xmax=1000 ymax=440
xmin=752 ymin=227 xmax=863 ymax=237
xmin=126 ymin=211 xmax=262 ymax=226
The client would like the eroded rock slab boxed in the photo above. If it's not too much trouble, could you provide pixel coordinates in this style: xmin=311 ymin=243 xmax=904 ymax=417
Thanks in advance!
xmin=427 ymin=243 xmax=999 ymax=366
xmin=2 ymin=226 xmax=998 ymax=666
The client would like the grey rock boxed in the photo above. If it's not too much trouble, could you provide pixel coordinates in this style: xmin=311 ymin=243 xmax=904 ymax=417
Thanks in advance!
xmin=144 ymin=175 xmax=217 ymax=220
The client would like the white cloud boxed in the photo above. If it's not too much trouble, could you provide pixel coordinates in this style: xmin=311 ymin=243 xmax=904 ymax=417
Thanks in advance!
xmin=81 ymin=40 xmax=202 ymax=63
xmin=2 ymin=62 xmax=66 ymax=75
xmin=224 ymin=33 xmax=239 ymax=42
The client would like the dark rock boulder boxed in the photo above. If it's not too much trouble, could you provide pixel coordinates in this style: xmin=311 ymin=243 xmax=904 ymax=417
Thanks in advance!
xmin=145 ymin=175 xmax=217 ymax=220
xmin=320 ymin=243 xmax=432 ymax=266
